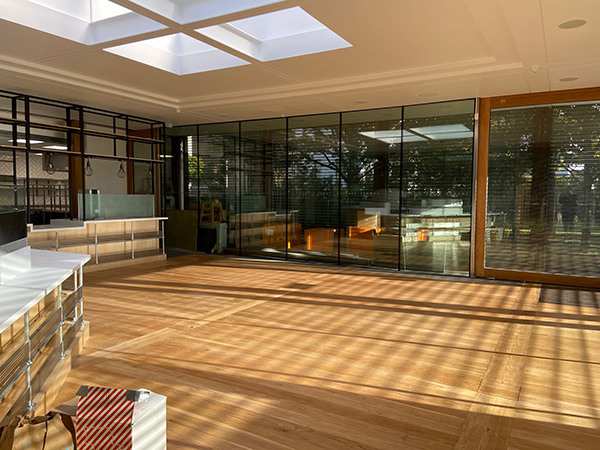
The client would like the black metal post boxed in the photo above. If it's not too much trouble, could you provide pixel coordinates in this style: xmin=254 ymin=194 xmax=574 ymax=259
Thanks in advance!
xmin=338 ymin=113 xmax=342 ymax=265
xmin=78 ymin=106 xmax=85 ymax=221
xmin=398 ymin=107 xmax=405 ymax=271
xmin=285 ymin=117 xmax=289 ymax=261
xmin=23 ymin=97 xmax=31 ymax=223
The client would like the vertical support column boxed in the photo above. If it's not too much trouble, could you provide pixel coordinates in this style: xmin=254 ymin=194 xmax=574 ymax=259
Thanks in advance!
xmin=285 ymin=117 xmax=289 ymax=261
xmin=79 ymin=106 xmax=86 ymax=221
xmin=161 ymin=220 xmax=166 ymax=255
xmin=474 ymin=98 xmax=491 ymax=278
xmin=131 ymin=221 xmax=135 ymax=259
xmin=24 ymin=311 xmax=35 ymax=410
xmin=79 ymin=265 xmax=85 ymax=327
xmin=24 ymin=96 xmax=31 ymax=223
xmin=398 ymin=106 xmax=406 ymax=271
xmin=337 ymin=112 xmax=342 ymax=265
xmin=11 ymin=97 xmax=18 ymax=207
xmin=470 ymin=99 xmax=480 ymax=276
xmin=237 ymin=122 xmax=242 ymax=256
xmin=55 ymin=232 xmax=59 ymax=251
xmin=58 ymin=284 xmax=66 ymax=359
xmin=94 ymin=223 xmax=98 ymax=264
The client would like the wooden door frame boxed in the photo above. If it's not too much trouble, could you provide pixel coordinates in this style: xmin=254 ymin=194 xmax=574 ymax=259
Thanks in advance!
xmin=474 ymin=88 xmax=600 ymax=288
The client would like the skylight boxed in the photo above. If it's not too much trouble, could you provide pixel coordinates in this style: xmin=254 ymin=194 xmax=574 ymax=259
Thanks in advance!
xmin=129 ymin=0 xmax=285 ymax=25
xmin=196 ymin=7 xmax=352 ymax=62
xmin=29 ymin=0 xmax=130 ymax=23
xmin=409 ymin=124 xmax=473 ymax=140
xmin=359 ymin=130 xmax=426 ymax=144
xmin=104 ymin=33 xmax=249 ymax=75
xmin=1 ymin=0 xmax=166 ymax=45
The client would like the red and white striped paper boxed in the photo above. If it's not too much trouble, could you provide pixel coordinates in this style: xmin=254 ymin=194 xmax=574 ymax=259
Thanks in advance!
xmin=76 ymin=387 xmax=135 ymax=450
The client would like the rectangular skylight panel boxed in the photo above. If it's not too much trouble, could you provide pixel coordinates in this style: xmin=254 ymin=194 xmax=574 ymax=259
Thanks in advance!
xmin=129 ymin=0 xmax=285 ymax=24
xmin=142 ymin=33 xmax=215 ymax=57
xmin=228 ymin=7 xmax=324 ymax=41
xmin=104 ymin=33 xmax=249 ymax=75
xmin=4 ymin=0 xmax=165 ymax=44
xmin=196 ymin=7 xmax=351 ymax=62
xmin=91 ymin=0 xmax=132 ymax=22
xmin=28 ymin=0 xmax=130 ymax=23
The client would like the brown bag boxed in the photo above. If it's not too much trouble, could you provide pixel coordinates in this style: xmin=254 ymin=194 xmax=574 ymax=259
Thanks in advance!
xmin=0 ymin=412 xmax=75 ymax=450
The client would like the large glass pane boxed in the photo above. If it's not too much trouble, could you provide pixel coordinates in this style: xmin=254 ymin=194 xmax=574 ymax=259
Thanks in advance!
xmin=196 ymin=123 xmax=238 ymax=252
xmin=486 ymin=102 xmax=600 ymax=277
xmin=288 ymin=114 xmax=340 ymax=263
xmin=239 ymin=119 xmax=286 ymax=258
xmin=401 ymin=100 xmax=475 ymax=275
xmin=340 ymin=108 xmax=402 ymax=268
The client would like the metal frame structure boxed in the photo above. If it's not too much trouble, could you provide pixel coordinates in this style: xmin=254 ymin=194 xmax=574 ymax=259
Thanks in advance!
xmin=0 ymin=89 xmax=166 ymax=222
xmin=0 ymin=266 xmax=84 ymax=416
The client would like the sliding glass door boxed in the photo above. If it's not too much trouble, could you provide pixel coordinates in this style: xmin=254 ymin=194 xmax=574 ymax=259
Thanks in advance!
xmin=486 ymin=101 xmax=600 ymax=278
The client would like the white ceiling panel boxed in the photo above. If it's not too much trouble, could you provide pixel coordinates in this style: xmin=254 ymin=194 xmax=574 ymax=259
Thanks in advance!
xmin=0 ymin=0 xmax=598 ymax=123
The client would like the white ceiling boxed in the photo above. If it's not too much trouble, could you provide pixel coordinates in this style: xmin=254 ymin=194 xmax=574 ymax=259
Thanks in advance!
xmin=0 ymin=0 xmax=598 ymax=125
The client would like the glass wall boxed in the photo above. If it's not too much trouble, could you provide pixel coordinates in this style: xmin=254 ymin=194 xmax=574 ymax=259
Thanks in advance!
xmin=167 ymin=99 xmax=475 ymax=275
xmin=238 ymin=119 xmax=286 ymax=257
xmin=486 ymin=102 xmax=600 ymax=277
xmin=288 ymin=114 xmax=340 ymax=264
xmin=401 ymin=101 xmax=474 ymax=274
xmin=341 ymin=108 xmax=402 ymax=268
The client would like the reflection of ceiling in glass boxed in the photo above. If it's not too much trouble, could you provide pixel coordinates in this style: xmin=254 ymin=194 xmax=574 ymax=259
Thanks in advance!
xmin=1 ymin=0 xmax=165 ymax=44
xmin=197 ymin=7 xmax=352 ymax=62
xmin=359 ymin=130 xmax=425 ymax=143
xmin=104 ymin=33 xmax=249 ymax=75
xmin=409 ymin=124 xmax=472 ymax=140
xmin=360 ymin=124 xmax=472 ymax=143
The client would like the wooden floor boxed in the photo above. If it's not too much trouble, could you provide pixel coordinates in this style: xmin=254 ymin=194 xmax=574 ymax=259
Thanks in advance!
xmin=53 ymin=254 xmax=600 ymax=449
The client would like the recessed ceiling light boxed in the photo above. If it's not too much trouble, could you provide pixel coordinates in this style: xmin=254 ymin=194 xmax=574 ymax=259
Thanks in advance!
xmin=559 ymin=76 xmax=578 ymax=82
xmin=104 ymin=33 xmax=249 ymax=75
xmin=130 ymin=0 xmax=285 ymax=25
xmin=0 ymin=0 xmax=166 ymax=45
xmin=43 ymin=145 xmax=68 ymax=150
xmin=558 ymin=19 xmax=587 ymax=29
xmin=196 ymin=7 xmax=351 ymax=62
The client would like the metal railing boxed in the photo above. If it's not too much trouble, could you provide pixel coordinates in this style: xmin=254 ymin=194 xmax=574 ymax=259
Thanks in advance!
xmin=0 ymin=269 xmax=84 ymax=414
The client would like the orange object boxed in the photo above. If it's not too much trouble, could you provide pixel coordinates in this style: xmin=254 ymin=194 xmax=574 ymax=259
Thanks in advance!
xmin=418 ymin=228 xmax=429 ymax=242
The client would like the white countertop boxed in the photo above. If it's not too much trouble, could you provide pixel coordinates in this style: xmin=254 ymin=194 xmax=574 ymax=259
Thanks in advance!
xmin=28 ymin=217 xmax=168 ymax=233
xmin=0 ymin=249 xmax=90 ymax=334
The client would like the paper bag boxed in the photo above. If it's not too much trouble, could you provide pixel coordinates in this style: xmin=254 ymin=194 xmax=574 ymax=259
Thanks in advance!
xmin=0 ymin=412 xmax=75 ymax=450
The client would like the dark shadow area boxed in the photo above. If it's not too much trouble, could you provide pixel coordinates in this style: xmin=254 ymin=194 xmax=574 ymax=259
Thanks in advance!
xmin=540 ymin=284 xmax=600 ymax=309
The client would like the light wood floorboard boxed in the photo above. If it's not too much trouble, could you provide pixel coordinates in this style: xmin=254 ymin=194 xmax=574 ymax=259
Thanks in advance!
xmin=53 ymin=255 xmax=600 ymax=449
